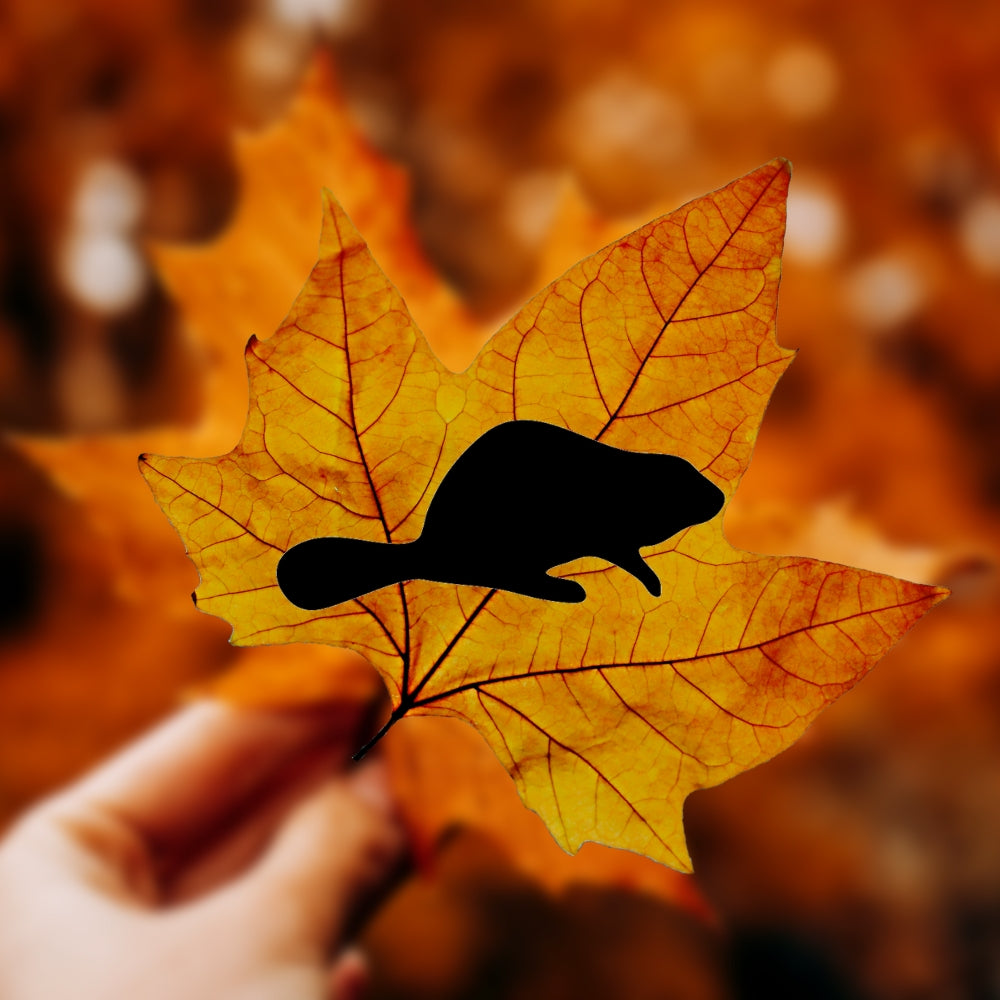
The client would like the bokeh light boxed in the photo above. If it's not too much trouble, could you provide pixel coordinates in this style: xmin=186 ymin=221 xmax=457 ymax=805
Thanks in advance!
xmin=765 ymin=42 xmax=840 ymax=121
xmin=784 ymin=178 xmax=846 ymax=266
xmin=844 ymin=253 xmax=927 ymax=330
xmin=959 ymin=193 xmax=1000 ymax=273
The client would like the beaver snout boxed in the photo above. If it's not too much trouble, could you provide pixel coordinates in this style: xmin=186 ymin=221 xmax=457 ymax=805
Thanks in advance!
xmin=687 ymin=471 xmax=725 ymax=523
xmin=634 ymin=454 xmax=724 ymax=539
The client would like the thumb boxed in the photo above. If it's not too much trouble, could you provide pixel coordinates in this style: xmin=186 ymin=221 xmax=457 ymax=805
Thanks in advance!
xmin=226 ymin=758 xmax=406 ymax=953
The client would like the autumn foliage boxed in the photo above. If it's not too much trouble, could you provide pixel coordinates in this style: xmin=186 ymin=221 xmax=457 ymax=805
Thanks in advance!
xmin=3 ymin=4 xmax=1000 ymax=997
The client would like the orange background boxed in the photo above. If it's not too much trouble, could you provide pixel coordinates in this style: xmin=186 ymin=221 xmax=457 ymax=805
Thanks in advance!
xmin=2 ymin=2 xmax=999 ymax=997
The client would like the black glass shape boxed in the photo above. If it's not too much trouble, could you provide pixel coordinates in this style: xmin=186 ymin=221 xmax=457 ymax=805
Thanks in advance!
xmin=277 ymin=420 xmax=725 ymax=610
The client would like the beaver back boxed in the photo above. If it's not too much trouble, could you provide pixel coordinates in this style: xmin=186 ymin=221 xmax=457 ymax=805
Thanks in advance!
xmin=420 ymin=421 xmax=723 ymax=567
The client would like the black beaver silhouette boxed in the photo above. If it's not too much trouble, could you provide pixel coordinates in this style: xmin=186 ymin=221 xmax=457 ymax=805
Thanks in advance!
xmin=277 ymin=420 xmax=725 ymax=609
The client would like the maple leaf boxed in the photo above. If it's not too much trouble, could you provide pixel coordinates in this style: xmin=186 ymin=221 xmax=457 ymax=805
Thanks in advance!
xmin=141 ymin=159 xmax=946 ymax=871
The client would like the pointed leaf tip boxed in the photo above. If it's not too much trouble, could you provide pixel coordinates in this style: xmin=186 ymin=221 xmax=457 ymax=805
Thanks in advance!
xmin=743 ymin=157 xmax=792 ymax=205
xmin=319 ymin=188 xmax=363 ymax=258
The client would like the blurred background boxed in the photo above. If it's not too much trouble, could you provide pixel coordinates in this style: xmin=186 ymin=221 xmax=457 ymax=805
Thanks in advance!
xmin=2 ymin=1 xmax=1000 ymax=997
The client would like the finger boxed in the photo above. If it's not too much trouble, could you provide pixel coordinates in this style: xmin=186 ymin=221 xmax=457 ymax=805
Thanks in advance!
xmin=165 ymin=741 xmax=344 ymax=901
xmin=52 ymin=700 xmax=366 ymax=854
xmin=328 ymin=948 xmax=370 ymax=1000
xmin=223 ymin=757 xmax=406 ymax=953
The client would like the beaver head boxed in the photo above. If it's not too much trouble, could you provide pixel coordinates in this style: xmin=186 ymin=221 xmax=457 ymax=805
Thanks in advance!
xmin=624 ymin=453 xmax=725 ymax=546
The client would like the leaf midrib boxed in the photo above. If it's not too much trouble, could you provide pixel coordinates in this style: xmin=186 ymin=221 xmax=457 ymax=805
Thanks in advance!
xmin=408 ymin=590 xmax=938 ymax=710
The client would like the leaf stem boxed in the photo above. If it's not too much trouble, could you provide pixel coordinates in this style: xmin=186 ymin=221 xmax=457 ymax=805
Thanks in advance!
xmin=352 ymin=701 xmax=408 ymax=760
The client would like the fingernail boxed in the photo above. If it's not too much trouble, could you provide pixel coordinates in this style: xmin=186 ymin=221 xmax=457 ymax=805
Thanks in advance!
xmin=347 ymin=758 xmax=395 ymax=818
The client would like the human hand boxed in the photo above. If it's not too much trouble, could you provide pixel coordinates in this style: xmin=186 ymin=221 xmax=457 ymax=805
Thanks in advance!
xmin=0 ymin=700 xmax=406 ymax=1000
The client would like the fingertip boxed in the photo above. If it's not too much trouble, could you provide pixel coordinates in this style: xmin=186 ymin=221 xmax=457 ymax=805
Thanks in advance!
xmin=328 ymin=948 xmax=370 ymax=1000
xmin=345 ymin=757 xmax=395 ymax=820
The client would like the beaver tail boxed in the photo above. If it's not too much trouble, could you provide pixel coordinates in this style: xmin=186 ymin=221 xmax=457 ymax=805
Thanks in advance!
xmin=277 ymin=536 xmax=420 ymax=610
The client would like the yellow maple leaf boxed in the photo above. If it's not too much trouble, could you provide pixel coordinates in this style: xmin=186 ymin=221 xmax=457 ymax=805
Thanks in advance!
xmin=141 ymin=159 xmax=946 ymax=871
